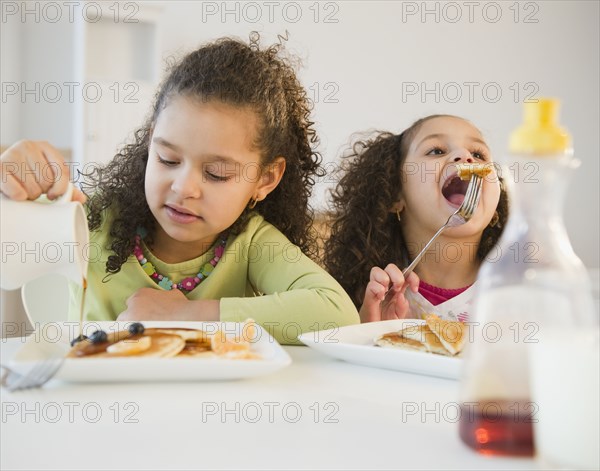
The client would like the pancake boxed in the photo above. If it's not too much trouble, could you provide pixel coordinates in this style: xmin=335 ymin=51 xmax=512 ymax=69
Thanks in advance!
xmin=374 ymin=314 xmax=466 ymax=356
xmin=68 ymin=329 xmax=136 ymax=358
xmin=375 ymin=332 xmax=428 ymax=352
xmin=68 ymin=320 xmax=260 ymax=360
xmin=456 ymin=163 xmax=492 ymax=180
xmin=151 ymin=328 xmax=210 ymax=344
xmin=424 ymin=314 xmax=466 ymax=355
xmin=397 ymin=324 xmax=449 ymax=355
xmin=69 ymin=332 xmax=185 ymax=358
xmin=210 ymin=319 xmax=258 ymax=359
xmin=177 ymin=343 xmax=217 ymax=358
xmin=67 ymin=319 xmax=260 ymax=359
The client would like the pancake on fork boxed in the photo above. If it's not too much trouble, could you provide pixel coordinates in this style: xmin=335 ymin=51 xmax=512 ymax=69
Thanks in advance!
xmin=456 ymin=162 xmax=492 ymax=180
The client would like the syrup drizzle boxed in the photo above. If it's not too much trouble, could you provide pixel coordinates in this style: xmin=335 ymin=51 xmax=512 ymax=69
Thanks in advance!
xmin=79 ymin=277 xmax=87 ymax=339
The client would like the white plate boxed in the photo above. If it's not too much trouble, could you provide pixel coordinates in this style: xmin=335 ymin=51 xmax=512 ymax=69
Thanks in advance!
xmin=10 ymin=321 xmax=292 ymax=382
xmin=298 ymin=320 xmax=461 ymax=380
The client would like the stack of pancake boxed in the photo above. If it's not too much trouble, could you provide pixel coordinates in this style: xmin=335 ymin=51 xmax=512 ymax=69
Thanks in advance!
xmin=68 ymin=319 xmax=259 ymax=360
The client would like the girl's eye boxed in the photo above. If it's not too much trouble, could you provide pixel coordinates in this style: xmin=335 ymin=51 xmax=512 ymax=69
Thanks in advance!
xmin=426 ymin=147 xmax=446 ymax=156
xmin=471 ymin=150 xmax=487 ymax=161
xmin=205 ymin=171 xmax=231 ymax=182
xmin=157 ymin=156 xmax=178 ymax=166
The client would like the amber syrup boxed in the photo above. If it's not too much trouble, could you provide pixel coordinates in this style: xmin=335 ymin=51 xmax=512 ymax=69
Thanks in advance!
xmin=78 ymin=277 xmax=87 ymax=338
xmin=459 ymin=400 xmax=535 ymax=457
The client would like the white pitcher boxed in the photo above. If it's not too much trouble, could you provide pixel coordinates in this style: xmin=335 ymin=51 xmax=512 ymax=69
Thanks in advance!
xmin=0 ymin=184 xmax=89 ymax=290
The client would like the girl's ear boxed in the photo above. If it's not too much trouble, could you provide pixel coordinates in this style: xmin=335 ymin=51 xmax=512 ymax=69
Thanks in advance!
xmin=254 ymin=157 xmax=286 ymax=202
xmin=389 ymin=198 xmax=406 ymax=214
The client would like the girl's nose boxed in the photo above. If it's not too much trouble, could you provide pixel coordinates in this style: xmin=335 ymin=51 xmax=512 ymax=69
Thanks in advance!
xmin=171 ymin=172 xmax=201 ymax=199
xmin=452 ymin=150 xmax=474 ymax=163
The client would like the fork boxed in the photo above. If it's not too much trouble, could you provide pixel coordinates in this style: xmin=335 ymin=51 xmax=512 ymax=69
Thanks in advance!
xmin=0 ymin=343 xmax=67 ymax=392
xmin=402 ymin=174 xmax=484 ymax=278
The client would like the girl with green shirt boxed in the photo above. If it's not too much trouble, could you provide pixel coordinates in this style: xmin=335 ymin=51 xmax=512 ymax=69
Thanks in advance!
xmin=0 ymin=35 xmax=359 ymax=344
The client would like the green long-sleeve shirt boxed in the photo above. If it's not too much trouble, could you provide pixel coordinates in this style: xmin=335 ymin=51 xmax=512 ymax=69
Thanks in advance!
xmin=68 ymin=213 xmax=359 ymax=344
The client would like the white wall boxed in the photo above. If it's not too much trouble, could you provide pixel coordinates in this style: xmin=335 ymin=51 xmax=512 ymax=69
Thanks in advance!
xmin=2 ymin=10 xmax=76 ymax=148
xmin=2 ymin=0 xmax=599 ymax=269
xmin=0 ymin=3 xmax=22 ymax=144
xmin=154 ymin=0 xmax=600 ymax=269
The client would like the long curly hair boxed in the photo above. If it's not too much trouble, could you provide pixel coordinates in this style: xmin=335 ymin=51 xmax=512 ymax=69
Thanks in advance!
xmin=323 ymin=115 xmax=509 ymax=307
xmin=82 ymin=33 xmax=324 ymax=275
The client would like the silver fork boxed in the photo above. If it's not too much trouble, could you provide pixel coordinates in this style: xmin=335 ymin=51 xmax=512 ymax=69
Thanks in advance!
xmin=402 ymin=174 xmax=484 ymax=278
xmin=0 ymin=343 xmax=67 ymax=392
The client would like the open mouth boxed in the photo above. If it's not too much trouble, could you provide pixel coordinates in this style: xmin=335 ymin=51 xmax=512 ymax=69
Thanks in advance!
xmin=442 ymin=174 xmax=469 ymax=206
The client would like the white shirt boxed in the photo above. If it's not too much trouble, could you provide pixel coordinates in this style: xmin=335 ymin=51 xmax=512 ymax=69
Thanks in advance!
xmin=405 ymin=284 xmax=476 ymax=322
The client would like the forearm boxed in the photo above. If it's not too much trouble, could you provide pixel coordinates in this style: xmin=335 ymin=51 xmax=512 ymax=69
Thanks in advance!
xmin=116 ymin=288 xmax=221 ymax=322
xmin=178 ymin=299 xmax=220 ymax=321
xmin=220 ymin=288 xmax=359 ymax=345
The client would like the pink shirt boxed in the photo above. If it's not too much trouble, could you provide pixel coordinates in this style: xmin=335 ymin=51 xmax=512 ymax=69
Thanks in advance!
xmin=419 ymin=281 xmax=471 ymax=306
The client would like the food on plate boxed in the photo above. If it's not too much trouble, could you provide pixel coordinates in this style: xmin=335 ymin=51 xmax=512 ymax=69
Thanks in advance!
xmin=377 ymin=324 xmax=449 ymax=355
xmin=456 ymin=163 xmax=493 ymax=180
xmin=424 ymin=314 xmax=466 ymax=355
xmin=211 ymin=319 xmax=261 ymax=359
xmin=68 ymin=319 xmax=260 ymax=360
xmin=374 ymin=314 xmax=466 ymax=357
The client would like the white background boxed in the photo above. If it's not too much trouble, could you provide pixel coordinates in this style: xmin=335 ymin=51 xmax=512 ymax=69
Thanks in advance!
xmin=1 ymin=0 xmax=599 ymax=270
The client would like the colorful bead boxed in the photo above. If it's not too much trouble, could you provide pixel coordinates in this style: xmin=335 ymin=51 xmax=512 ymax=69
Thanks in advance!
xmin=180 ymin=277 xmax=196 ymax=291
xmin=201 ymin=263 xmax=214 ymax=275
xmin=158 ymin=278 xmax=173 ymax=290
xmin=142 ymin=262 xmax=155 ymax=275
xmin=133 ymin=228 xmax=227 ymax=293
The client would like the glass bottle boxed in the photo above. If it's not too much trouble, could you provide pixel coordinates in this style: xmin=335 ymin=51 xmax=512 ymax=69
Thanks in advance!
xmin=458 ymin=98 xmax=596 ymax=458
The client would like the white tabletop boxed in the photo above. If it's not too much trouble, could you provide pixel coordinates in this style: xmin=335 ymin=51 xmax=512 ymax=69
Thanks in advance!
xmin=1 ymin=338 xmax=537 ymax=471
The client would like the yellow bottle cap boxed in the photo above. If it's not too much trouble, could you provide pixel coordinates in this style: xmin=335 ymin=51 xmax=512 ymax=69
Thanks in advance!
xmin=509 ymin=98 xmax=572 ymax=155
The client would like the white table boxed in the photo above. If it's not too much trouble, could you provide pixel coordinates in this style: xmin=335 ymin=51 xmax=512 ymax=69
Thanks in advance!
xmin=1 ymin=338 xmax=537 ymax=470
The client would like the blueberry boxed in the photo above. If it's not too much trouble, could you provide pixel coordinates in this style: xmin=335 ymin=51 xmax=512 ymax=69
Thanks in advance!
xmin=89 ymin=330 xmax=108 ymax=344
xmin=70 ymin=334 xmax=88 ymax=346
xmin=128 ymin=322 xmax=145 ymax=335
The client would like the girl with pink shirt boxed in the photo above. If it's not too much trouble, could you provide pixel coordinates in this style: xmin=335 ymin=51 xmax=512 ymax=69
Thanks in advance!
xmin=324 ymin=115 xmax=509 ymax=323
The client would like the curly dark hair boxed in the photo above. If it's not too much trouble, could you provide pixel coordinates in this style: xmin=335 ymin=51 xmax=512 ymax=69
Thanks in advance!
xmin=323 ymin=115 xmax=509 ymax=307
xmin=81 ymin=33 xmax=324 ymax=275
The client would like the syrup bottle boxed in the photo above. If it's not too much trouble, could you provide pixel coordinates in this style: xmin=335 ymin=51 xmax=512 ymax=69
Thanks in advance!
xmin=458 ymin=98 xmax=596 ymax=457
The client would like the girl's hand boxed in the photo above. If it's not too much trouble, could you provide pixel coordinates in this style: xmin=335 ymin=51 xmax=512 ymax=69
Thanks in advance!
xmin=117 ymin=287 xmax=220 ymax=321
xmin=359 ymin=264 xmax=419 ymax=323
xmin=0 ymin=140 xmax=86 ymax=202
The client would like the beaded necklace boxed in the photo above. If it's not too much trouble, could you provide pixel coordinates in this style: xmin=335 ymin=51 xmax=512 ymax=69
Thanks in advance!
xmin=133 ymin=228 xmax=227 ymax=293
